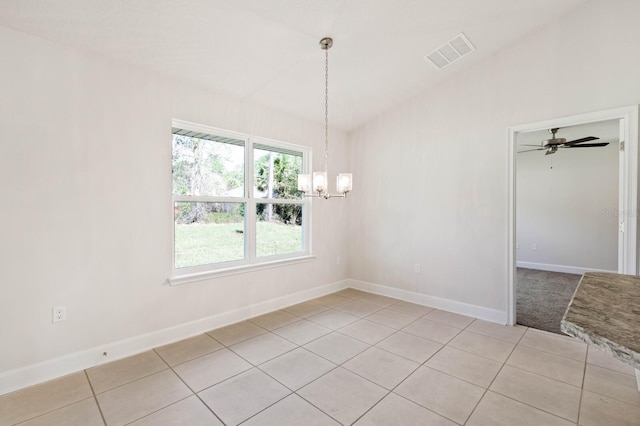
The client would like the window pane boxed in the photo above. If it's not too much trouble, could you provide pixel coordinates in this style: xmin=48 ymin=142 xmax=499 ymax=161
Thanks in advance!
xmin=174 ymin=202 xmax=245 ymax=268
xmin=256 ymin=203 xmax=303 ymax=257
xmin=172 ymin=133 xmax=244 ymax=197
xmin=253 ymin=148 xmax=303 ymax=199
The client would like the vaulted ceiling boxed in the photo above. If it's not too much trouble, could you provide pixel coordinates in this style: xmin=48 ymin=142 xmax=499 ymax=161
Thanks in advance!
xmin=0 ymin=0 xmax=586 ymax=130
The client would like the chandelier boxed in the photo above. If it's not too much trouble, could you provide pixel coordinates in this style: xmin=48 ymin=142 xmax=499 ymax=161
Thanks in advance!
xmin=298 ymin=37 xmax=352 ymax=199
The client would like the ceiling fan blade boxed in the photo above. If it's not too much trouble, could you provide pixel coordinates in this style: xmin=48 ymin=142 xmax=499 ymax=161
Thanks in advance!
xmin=564 ymin=142 xmax=610 ymax=148
xmin=564 ymin=136 xmax=599 ymax=146
xmin=517 ymin=148 xmax=545 ymax=153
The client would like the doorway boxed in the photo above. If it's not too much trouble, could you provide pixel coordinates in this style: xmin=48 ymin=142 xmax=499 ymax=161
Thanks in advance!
xmin=516 ymin=121 xmax=619 ymax=332
xmin=507 ymin=105 xmax=639 ymax=326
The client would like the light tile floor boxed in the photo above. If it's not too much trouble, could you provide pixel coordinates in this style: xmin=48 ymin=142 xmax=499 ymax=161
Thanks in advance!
xmin=2 ymin=289 xmax=639 ymax=425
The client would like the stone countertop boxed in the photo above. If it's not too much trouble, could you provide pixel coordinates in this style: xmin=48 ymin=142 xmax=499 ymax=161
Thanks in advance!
xmin=561 ymin=272 xmax=640 ymax=370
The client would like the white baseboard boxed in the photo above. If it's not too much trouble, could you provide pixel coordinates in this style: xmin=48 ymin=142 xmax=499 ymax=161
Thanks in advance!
xmin=516 ymin=261 xmax=617 ymax=275
xmin=0 ymin=280 xmax=348 ymax=396
xmin=345 ymin=279 xmax=507 ymax=325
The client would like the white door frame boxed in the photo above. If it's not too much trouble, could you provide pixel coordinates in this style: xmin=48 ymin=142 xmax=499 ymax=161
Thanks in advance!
xmin=507 ymin=105 xmax=639 ymax=325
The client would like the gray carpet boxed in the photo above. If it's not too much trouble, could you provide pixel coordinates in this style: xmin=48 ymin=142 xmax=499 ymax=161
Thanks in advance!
xmin=516 ymin=268 xmax=581 ymax=335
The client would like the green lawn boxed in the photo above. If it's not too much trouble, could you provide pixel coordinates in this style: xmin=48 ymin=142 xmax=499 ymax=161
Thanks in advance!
xmin=175 ymin=221 xmax=302 ymax=268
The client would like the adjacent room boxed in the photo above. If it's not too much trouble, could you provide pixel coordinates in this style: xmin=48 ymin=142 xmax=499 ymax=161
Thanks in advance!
xmin=1 ymin=1 xmax=639 ymax=425
xmin=516 ymin=120 xmax=620 ymax=334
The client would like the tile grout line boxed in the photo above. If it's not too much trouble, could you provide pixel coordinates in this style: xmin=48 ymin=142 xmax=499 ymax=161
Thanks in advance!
xmin=295 ymin=312 xmax=351 ymax=333
xmin=366 ymin=306 xmax=435 ymax=331
xmin=120 ymin=394 xmax=199 ymax=426
xmin=464 ymin=327 xmax=587 ymax=424
xmin=353 ymin=337 xmax=461 ymax=425
xmin=333 ymin=299 xmax=389 ymax=317
xmin=461 ymin=320 xmax=528 ymax=425
xmin=152 ymin=341 xmax=256 ymax=401
xmin=247 ymin=353 xmax=344 ymax=424
xmin=401 ymin=317 xmax=467 ymax=345
xmin=367 ymin=330 xmax=442 ymax=365
xmin=349 ymin=320 xmax=468 ymax=425
xmin=444 ymin=338 xmax=515 ymax=364
xmin=517 ymin=341 xmax=587 ymax=363
xmin=154 ymin=333 xmax=296 ymax=424
xmin=293 ymin=388 xmax=345 ymax=425
xmin=348 ymin=352 xmax=430 ymax=425
xmin=330 ymin=312 xmax=500 ymax=424
xmin=305 ymin=293 xmax=442 ymax=334
xmin=83 ymin=370 xmax=108 ymax=426
xmin=497 ymin=359 xmax=586 ymax=391
xmin=502 ymin=346 xmax=587 ymax=387
xmin=585 ymin=361 xmax=637 ymax=378
xmin=576 ymin=351 xmax=589 ymax=426
xmin=208 ymin=300 xmax=384 ymax=389
xmin=11 ymin=395 xmax=105 ymax=426
xmin=303 ymin=333 xmax=373 ymax=366
xmin=86 ymin=352 xmax=174 ymax=395
xmin=204 ymin=329 xmax=268 ymax=348
xmin=272 ymin=327 xmax=334 ymax=347
xmin=255 ymin=347 xmax=339 ymax=391
xmin=289 ymin=340 xmax=426 ymax=425
xmin=333 ymin=307 xmax=458 ymax=349
xmin=235 ymin=296 xmax=428 ymax=424
xmin=282 ymin=314 xmax=588 ymax=423
xmin=11 ymin=395 xmax=104 ymax=426
xmin=463 ymin=327 xmax=526 ymax=344
xmin=234 ymin=314 xmax=350 ymax=426
xmin=152 ymin=347 xmax=228 ymax=426
xmin=234 ymin=392 xmax=295 ymax=425
xmin=576 ymin=385 xmax=640 ymax=410
xmin=157 ymin=336 xmax=227 ymax=369
xmin=346 ymin=390 xmax=391 ymax=425
xmin=226 ymin=331 xmax=301 ymax=367
xmin=482 ymin=386 xmax=582 ymax=425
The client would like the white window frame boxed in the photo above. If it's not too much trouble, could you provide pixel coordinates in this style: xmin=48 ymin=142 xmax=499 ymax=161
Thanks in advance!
xmin=169 ymin=119 xmax=313 ymax=285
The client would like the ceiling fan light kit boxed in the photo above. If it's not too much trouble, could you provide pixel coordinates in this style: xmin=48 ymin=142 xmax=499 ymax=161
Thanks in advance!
xmin=518 ymin=127 xmax=609 ymax=155
xmin=297 ymin=37 xmax=353 ymax=199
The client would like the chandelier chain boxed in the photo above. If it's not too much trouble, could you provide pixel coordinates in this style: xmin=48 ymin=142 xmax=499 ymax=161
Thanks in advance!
xmin=324 ymin=46 xmax=329 ymax=175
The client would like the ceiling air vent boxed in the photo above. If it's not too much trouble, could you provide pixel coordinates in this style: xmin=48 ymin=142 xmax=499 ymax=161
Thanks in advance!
xmin=425 ymin=33 xmax=475 ymax=70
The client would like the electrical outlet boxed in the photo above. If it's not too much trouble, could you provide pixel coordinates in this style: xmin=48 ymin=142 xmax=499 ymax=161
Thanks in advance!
xmin=52 ymin=306 xmax=67 ymax=323
xmin=336 ymin=256 xmax=341 ymax=265
xmin=414 ymin=264 xmax=421 ymax=273
xmin=516 ymin=242 xmax=519 ymax=249
xmin=531 ymin=243 xmax=537 ymax=251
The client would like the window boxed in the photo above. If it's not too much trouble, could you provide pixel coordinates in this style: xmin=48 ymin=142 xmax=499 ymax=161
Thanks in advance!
xmin=171 ymin=120 xmax=310 ymax=280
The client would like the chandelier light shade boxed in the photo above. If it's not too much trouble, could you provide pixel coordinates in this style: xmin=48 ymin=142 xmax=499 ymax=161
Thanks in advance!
xmin=312 ymin=172 xmax=328 ymax=193
xmin=298 ymin=37 xmax=353 ymax=199
xmin=297 ymin=174 xmax=311 ymax=193
xmin=337 ymin=173 xmax=353 ymax=193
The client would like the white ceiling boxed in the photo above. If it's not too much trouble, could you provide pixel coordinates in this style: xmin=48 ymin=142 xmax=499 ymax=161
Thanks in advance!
xmin=0 ymin=0 xmax=586 ymax=131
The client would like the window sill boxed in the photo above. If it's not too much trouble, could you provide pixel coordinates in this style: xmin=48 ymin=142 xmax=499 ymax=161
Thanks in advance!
xmin=168 ymin=255 xmax=316 ymax=286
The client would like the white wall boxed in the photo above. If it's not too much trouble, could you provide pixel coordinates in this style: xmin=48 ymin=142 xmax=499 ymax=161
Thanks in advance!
xmin=516 ymin=121 xmax=619 ymax=272
xmin=347 ymin=0 xmax=640 ymax=313
xmin=0 ymin=25 xmax=350 ymax=389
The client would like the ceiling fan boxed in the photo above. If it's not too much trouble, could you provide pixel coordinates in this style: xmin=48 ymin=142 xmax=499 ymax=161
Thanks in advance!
xmin=518 ymin=128 xmax=609 ymax=155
